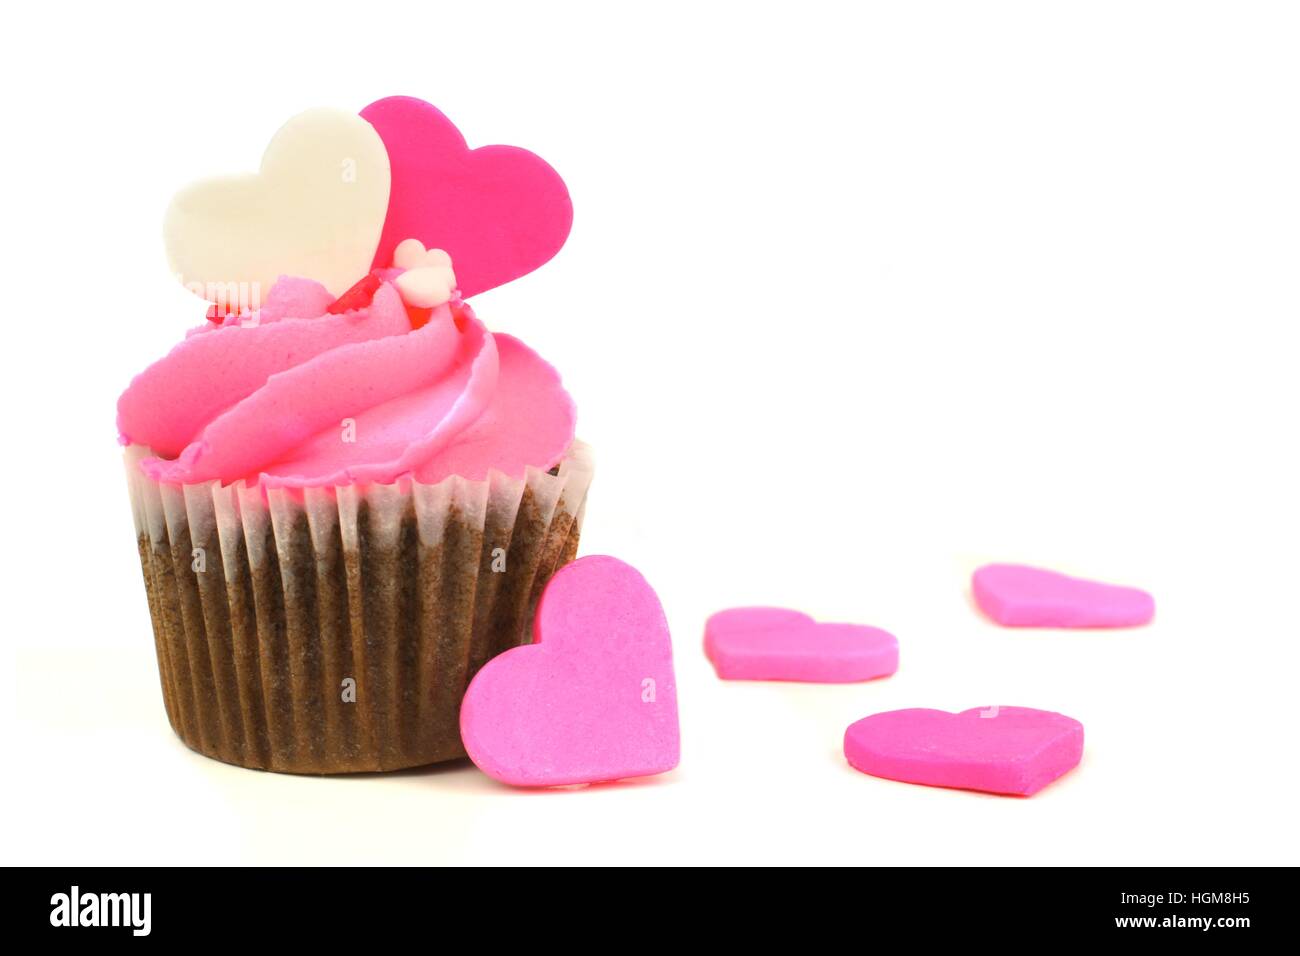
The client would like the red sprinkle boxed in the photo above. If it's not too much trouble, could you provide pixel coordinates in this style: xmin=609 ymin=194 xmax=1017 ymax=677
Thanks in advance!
xmin=450 ymin=301 xmax=471 ymax=333
xmin=206 ymin=301 xmax=245 ymax=323
xmin=326 ymin=273 xmax=382 ymax=314
xmin=405 ymin=305 xmax=433 ymax=329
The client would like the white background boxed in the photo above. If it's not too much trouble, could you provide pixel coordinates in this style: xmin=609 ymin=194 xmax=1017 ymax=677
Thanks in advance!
xmin=3 ymin=1 xmax=1298 ymax=865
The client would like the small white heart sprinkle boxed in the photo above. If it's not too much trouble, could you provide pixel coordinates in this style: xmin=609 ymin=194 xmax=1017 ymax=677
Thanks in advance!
xmin=393 ymin=238 xmax=428 ymax=271
xmin=396 ymin=266 xmax=455 ymax=309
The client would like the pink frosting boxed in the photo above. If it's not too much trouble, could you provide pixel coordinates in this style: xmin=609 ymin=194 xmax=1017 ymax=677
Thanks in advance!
xmin=117 ymin=277 xmax=576 ymax=489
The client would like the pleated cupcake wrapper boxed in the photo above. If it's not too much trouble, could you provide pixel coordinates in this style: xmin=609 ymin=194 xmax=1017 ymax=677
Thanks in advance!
xmin=125 ymin=442 xmax=593 ymax=774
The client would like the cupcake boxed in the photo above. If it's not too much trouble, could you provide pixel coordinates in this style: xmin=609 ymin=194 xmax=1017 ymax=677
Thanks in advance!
xmin=118 ymin=97 xmax=591 ymax=773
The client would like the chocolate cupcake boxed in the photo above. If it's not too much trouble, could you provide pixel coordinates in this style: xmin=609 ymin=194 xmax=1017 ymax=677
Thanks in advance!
xmin=118 ymin=98 xmax=589 ymax=773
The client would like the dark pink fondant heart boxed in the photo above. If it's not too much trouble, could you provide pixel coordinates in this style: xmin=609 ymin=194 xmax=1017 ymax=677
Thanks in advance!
xmin=361 ymin=96 xmax=573 ymax=298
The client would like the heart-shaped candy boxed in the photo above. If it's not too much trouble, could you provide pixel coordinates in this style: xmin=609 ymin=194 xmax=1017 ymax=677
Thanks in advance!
xmin=164 ymin=108 xmax=391 ymax=304
xmin=844 ymin=706 xmax=1084 ymax=796
xmin=973 ymin=563 xmax=1154 ymax=628
xmin=361 ymin=96 xmax=573 ymax=298
xmin=460 ymin=555 xmax=680 ymax=787
xmin=392 ymin=238 xmax=454 ymax=273
xmin=704 ymin=607 xmax=898 ymax=682
xmin=390 ymin=238 xmax=458 ymax=308
xmin=395 ymin=266 xmax=455 ymax=309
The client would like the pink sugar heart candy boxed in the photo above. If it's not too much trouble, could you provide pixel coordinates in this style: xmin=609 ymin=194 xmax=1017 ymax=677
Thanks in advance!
xmin=704 ymin=607 xmax=898 ymax=683
xmin=459 ymin=555 xmax=679 ymax=787
xmin=844 ymin=706 xmax=1084 ymax=796
xmin=361 ymin=97 xmax=573 ymax=299
xmin=973 ymin=563 xmax=1154 ymax=628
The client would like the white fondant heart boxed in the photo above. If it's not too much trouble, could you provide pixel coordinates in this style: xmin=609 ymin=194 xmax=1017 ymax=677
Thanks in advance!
xmin=164 ymin=108 xmax=391 ymax=303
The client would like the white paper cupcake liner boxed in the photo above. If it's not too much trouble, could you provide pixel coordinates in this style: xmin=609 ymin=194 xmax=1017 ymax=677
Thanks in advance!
xmin=125 ymin=441 xmax=593 ymax=773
